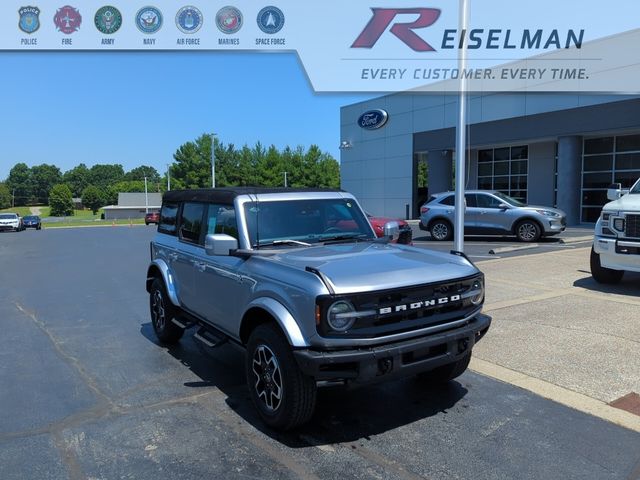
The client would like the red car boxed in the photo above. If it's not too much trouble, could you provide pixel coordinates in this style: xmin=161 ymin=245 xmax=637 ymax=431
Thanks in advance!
xmin=367 ymin=213 xmax=413 ymax=244
xmin=145 ymin=212 xmax=160 ymax=225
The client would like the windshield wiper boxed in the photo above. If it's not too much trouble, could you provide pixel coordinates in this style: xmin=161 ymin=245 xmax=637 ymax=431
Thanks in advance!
xmin=322 ymin=234 xmax=372 ymax=245
xmin=254 ymin=239 xmax=312 ymax=249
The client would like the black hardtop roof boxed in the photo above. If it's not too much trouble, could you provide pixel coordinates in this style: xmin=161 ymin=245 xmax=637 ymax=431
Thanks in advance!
xmin=163 ymin=187 xmax=344 ymax=205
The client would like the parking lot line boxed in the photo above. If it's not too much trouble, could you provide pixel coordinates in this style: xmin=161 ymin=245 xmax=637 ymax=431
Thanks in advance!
xmin=470 ymin=358 xmax=640 ymax=433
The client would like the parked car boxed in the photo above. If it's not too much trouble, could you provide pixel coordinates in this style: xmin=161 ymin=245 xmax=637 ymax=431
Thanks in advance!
xmin=22 ymin=215 xmax=42 ymax=230
xmin=145 ymin=212 xmax=160 ymax=225
xmin=146 ymin=188 xmax=490 ymax=430
xmin=367 ymin=213 xmax=413 ymax=244
xmin=0 ymin=213 xmax=24 ymax=232
xmin=420 ymin=190 xmax=566 ymax=242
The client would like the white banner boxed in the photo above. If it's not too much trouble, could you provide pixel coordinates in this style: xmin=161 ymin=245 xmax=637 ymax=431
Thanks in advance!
xmin=4 ymin=1 xmax=640 ymax=92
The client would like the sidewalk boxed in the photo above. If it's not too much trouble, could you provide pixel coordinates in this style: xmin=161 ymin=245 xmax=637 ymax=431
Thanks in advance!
xmin=472 ymin=246 xmax=640 ymax=432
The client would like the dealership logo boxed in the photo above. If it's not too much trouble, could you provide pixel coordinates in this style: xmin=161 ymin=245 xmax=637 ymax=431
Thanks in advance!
xmin=95 ymin=6 xmax=122 ymax=34
xmin=176 ymin=6 xmax=202 ymax=34
xmin=257 ymin=6 xmax=284 ymax=34
xmin=19 ymin=6 xmax=40 ymax=34
xmin=136 ymin=6 xmax=162 ymax=34
xmin=358 ymin=109 xmax=389 ymax=130
xmin=352 ymin=8 xmax=441 ymax=52
xmin=216 ymin=6 xmax=242 ymax=34
xmin=54 ymin=6 xmax=81 ymax=34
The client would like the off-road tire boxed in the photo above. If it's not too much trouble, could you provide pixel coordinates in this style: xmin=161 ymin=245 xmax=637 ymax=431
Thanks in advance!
xmin=417 ymin=353 xmax=471 ymax=383
xmin=149 ymin=278 xmax=184 ymax=344
xmin=246 ymin=324 xmax=316 ymax=430
xmin=590 ymin=247 xmax=624 ymax=284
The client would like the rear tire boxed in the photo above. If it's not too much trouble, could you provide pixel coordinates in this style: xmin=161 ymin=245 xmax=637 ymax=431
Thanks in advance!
xmin=417 ymin=353 xmax=471 ymax=383
xmin=429 ymin=219 xmax=453 ymax=241
xmin=149 ymin=278 xmax=184 ymax=344
xmin=246 ymin=324 xmax=316 ymax=430
xmin=590 ymin=247 xmax=624 ymax=284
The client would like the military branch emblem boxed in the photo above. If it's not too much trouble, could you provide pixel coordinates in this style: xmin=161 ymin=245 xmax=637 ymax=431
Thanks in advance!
xmin=216 ymin=6 xmax=242 ymax=34
xmin=54 ymin=5 xmax=81 ymax=34
xmin=19 ymin=6 xmax=41 ymax=34
xmin=176 ymin=6 xmax=202 ymax=34
xmin=136 ymin=6 xmax=162 ymax=34
xmin=95 ymin=6 xmax=122 ymax=34
xmin=257 ymin=6 xmax=284 ymax=34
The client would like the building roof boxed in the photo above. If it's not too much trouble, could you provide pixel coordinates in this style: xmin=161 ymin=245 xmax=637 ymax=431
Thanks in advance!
xmin=162 ymin=188 xmax=343 ymax=204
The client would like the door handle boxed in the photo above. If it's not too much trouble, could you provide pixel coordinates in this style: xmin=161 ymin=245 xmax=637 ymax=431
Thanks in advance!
xmin=168 ymin=252 xmax=178 ymax=262
xmin=194 ymin=261 xmax=207 ymax=272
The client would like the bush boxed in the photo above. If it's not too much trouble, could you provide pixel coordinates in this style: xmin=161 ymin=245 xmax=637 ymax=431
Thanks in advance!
xmin=49 ymin=184 xmax=74 ymax=217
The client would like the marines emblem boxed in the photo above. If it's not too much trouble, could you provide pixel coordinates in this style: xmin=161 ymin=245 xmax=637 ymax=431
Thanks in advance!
xmin=176 ymin=6 xmax=202 ymax=34
xmin=54 ymin=5 xmax=82 ymax=34
xmin=95 ymin=6 xmax=122 ymax=34
xmin=19 ymin=6 xmax=40 ymax=34
xmin=216 ymin=6 xmax=242 ymax=34
xmin=136 ymin=6 xmax=162 ymax=34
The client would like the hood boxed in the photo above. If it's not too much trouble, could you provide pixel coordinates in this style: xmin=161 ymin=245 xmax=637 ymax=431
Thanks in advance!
xmin=522 ymin=205 xmax=566 ymax=217
xmin=603 ymin=193 xmax=640 ymax=212
xmin=269 ymin=243 xmax=479 ymax=294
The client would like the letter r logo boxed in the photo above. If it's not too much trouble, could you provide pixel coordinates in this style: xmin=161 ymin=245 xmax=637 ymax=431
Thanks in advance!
xmin=351 ymin=8 xmax=441 ymax=52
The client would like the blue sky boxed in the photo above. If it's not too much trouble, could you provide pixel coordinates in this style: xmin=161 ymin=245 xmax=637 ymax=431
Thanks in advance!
xmin=0 ymin=52 xmax=370 ymax=179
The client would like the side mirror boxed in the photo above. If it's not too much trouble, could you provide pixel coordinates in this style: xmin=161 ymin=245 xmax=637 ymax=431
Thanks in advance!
xmin=383 ymin=221 xmax=400 ymax=242
xmin=205 ymin=234 xmax=238 ymax=256
xmin=607 ymin=183 xmax=628 ymax=201
xmin=498 ymin=203 xmax=509 ymax=210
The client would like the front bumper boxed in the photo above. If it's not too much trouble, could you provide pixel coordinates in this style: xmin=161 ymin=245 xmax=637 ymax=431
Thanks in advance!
xmin=594 ymin=236 xmax=640 ymax=272
xmin=0 ymin=224 xmax=19 ymax=231
xmin=294 ymin=313 xmax=491 ymax=384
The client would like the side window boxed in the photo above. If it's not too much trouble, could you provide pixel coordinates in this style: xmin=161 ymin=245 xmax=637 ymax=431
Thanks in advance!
xmin=205 ymin=204 xmax=238 ymax=239
xmin=179 ymin=202 xmax=206 ymax=245
xmin=439 ymin=195 xmax=455 ymax=206
xmin=477 ymin=194 xmax=502 ymax=209
xmin=158 ymin=203 xmax=179 ymax=235
xmin=465 ymin=194 xmax=478 ymax=208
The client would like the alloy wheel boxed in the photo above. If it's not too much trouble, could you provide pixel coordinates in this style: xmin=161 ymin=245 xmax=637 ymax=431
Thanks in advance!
xmin=151 ymin=289 xmax=166 ymax=331
xmin=252 ymin=345 xmax=283 ymax=412
xmin=432 ymin=223 xmax=449 ymax=240
xmin=518 ymin=223 xmax=538 ymax=242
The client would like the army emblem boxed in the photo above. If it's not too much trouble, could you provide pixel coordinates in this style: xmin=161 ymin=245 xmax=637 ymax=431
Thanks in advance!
xmin=54 ymin=5 xmax=82 ymax=34
xmin=176 ymin=6 xmax=202 ymax=34
xmin=136 ymin=6 xmax=162 ymax=34
xmin=19 ymin=6 xmax=40 ymax=34
xmin=95 ymin=6 xmax=122 ymax=34
xmin=216 ymin=6 xmax=242 ymax=34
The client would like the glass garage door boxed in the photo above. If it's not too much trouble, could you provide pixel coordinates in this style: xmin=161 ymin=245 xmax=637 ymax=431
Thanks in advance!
xmin=581 ymin=134 xmax=640 ymax=222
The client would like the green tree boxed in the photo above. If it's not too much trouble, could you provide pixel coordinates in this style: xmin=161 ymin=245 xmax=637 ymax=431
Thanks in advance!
xmin=172 ymin=133 xmax=217 ymax=189
xmin=0 ymin=183 xmax=11 ymax=209
xmin=6 ymin=163 xmax=32 ymax=206
xmin=49 ymin=184 xmax=74 ymax=217
xmin=63 ymin=163 xmax=91 ymax=197
xmin=88 ymin=164 xmax=125 ymax=189
xmin=81 ymin=186 xmax=104 ymax=215
xmin=125 ymin=165 xmax=160 ymax=183
xmin=31 ymin=164 xmax=62 ymax=204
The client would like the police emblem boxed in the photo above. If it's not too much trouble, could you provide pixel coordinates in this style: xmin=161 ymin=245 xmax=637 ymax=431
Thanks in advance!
xmin=257 ymin=6 xmax=284 ymax=34
xmin=19 ymin=6 xmax=40 ymax=34
xmin=95 ymin=6 xmax=122 ymax=34
xmin=176 ymin=6 xmax=202 ymax=34
xmin=54 ymin=6 xmax=81 ymax=34
xmin=216 ymin=6 xmax=242 ymax=34
xmin=136 ymin=6 xmax=162 ymax=34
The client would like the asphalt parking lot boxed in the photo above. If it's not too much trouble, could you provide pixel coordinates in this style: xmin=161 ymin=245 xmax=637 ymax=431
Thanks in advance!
xmin=1 ymin=226 xmax=639 ymax=480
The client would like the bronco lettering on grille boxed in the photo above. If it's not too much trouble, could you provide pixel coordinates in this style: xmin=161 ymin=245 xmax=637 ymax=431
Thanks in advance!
xmin=378 ymin=294 xmax=461 ymax=315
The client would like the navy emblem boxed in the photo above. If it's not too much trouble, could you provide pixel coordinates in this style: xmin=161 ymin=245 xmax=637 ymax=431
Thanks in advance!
xmin=19 ymin=6 xmax=40 ymax=34
xmin=358 ymin=110 xmax=389 ymax=130
xmin=54 ymin=5 xmax=82 ymax=34
xmin=176 ymin=6 xmax=202 ymax=34
xmin=95 ymin=6 xmax=122 ymax=34
xmin=257 ymin=6 xmax=284 ymax=34
xmin=136 ymin=6 xmax=162 ymax=34
xmin=216 ymin=6 xmax=242 ymax=34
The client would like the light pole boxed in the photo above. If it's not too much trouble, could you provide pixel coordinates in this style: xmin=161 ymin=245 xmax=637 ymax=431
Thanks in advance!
xmin=144 ymin=176 xmax=149 ymax=214
xmin=210 ymin=133 xmax=217 ymax=188
xmin=283 ymin=171 xmax=288 ymax=188
xmin=12 ymin=189 xmax=15 ymax=208
xmin=166 ymin=164 xmax=171 ymax=191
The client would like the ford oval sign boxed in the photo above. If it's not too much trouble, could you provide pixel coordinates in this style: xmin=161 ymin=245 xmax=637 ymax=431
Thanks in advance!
xmin=358 ymin=109 xmax=389 ymax=130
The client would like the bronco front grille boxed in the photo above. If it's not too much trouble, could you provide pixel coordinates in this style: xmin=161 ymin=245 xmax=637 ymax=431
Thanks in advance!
xmin=625 ymin=214 xmax=640 ymax=238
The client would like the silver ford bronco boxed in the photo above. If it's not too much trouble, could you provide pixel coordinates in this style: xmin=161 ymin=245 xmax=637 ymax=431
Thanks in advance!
xmin=146 ymin=188 xmax=491 ymax=429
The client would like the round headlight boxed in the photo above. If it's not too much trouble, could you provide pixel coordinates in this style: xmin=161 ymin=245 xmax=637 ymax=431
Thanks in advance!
xmin=470 ymin=278 xmax=484 ymax=306
xmin=327 ymin=301 xmax=356 ymax=332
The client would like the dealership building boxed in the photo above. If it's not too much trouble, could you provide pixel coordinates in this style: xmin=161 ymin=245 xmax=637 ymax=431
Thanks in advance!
xmin=340 ymin=93 xmax=640 ymax=224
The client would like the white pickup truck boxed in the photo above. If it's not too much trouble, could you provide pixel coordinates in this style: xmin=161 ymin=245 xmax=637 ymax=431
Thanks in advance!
xmin=591 ymin=180 xmax=640 ymax=283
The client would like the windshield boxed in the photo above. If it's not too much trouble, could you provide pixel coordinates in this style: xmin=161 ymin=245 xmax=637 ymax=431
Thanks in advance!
xmin=0 ymin=214 xmax=17 ymax=219
xmin=630 ymin=180 xmax=640 ymax=194
xmin=244 ymin=198 xmax=374 ymax=247
xmin=23 ymin=216 xmax=37 ymax=221
xmin=492 ymin=192 xmax=526 ymax=207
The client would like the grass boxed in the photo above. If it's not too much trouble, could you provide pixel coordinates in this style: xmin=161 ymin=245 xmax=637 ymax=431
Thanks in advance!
xmin=44 ymin=218 xmax=147 ymax=229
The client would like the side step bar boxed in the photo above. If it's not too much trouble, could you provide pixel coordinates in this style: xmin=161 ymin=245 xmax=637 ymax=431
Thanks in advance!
xmin=194 ymin=327 xmax=228 ymax=348
xmin=170 ymin=312 xmax=233 ymax=349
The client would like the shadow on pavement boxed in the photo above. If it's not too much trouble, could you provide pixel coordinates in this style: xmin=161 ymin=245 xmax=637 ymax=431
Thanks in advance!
xmin=140 ymin=322 xmax=468 ymax=447
xmin=574 ymin=272 xmax=640 ymax=295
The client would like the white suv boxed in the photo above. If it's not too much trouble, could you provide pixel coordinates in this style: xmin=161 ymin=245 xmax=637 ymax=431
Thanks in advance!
xmin=0 ymin=213 xmax=24 ymax=232
xmin=591 ymin=180 xmax=640 ymax=283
